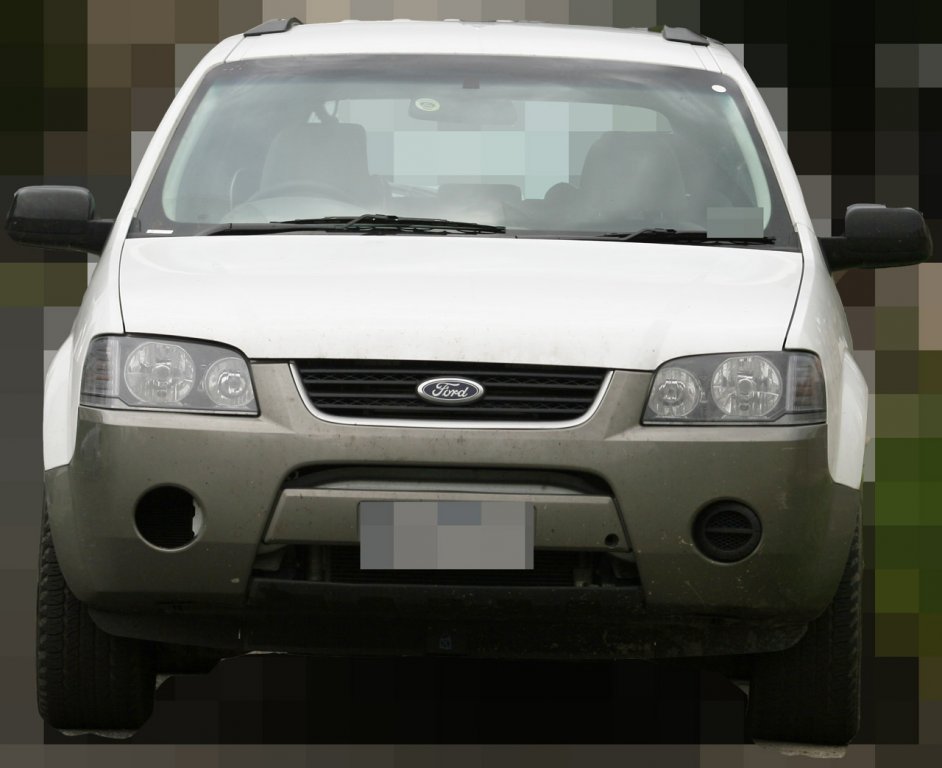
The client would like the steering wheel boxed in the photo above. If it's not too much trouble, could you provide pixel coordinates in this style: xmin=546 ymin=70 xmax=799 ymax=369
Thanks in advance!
xmin=248 ymin=180 xmax=363 ymax=205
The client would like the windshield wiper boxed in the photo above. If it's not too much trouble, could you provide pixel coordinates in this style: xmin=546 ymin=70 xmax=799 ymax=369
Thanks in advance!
xmin=201 ymin=215 xmax=505 ymax=236
xmin=594 ymin=228 xmax=776 ymax=245
xmin=299 ymin=214 xmax=506 ymax=234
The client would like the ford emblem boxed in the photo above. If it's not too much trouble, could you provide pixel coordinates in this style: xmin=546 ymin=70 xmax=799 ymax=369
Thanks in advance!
xmin=417 ymin=377 xmax=485 ymax=405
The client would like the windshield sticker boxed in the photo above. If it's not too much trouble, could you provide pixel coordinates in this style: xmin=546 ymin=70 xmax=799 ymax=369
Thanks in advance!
xmin=414 ymin=97 xmax=441 ymax=112
xmin=706 ymin=207 xmax=764 ymax=238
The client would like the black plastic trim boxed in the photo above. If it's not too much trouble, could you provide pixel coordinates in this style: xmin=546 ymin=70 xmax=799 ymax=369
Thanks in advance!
xmin=693 ymin=502 xmax=762 ymax=563
xmin=244 ymin=17 xmax=301 ymax=37
xmin=283 ymin=465 xmax=614 ymax=496
xmin=295 ymin=359 xmax=608 ymax=422
xmin=661 ymin=26 xmax=710 ymax=46
xmin=88 ymin=583 xmax=809 ymax=658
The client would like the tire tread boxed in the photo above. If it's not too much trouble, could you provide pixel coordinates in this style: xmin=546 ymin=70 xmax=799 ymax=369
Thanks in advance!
xmin=747 ymin=521 xmax=862 ymax=745
xmin=37 ymin=508 xmax=156 ymax=730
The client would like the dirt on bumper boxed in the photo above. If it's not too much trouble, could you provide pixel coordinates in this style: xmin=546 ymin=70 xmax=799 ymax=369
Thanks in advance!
xmin=46 ymin=363 xmax=859 ymax=654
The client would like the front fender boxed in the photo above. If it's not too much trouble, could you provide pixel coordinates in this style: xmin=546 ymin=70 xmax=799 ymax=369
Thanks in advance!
xmin=43 ymin=337 xmax=75 ymax=471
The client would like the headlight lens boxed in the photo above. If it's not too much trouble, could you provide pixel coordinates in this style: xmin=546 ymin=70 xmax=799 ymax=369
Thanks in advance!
xmin=204 ymin=357 xmax=254 ymax=408
xmin=81 ymin=336 xmax=258 ymax=415
xmin=711 ymin=355 xmax=782 ymax=418
xmin=643 ymin=352 xmax=824 ymax=424
xmin=124 ymin=341 xmax=196 ymax=404
xmin=649 ymin=366 xmax=702 ymax=418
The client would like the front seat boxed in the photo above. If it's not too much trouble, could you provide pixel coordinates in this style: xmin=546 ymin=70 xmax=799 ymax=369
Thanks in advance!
xmin=576 ymin=131 xmax=687 ymax=228
xmin=258 ymin=121 xmax=383 ymax=207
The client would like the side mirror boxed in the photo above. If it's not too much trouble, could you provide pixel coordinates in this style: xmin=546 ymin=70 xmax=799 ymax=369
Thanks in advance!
xmin=819 ymin=204 xmax=932 ymax=272
xmin=5 ymin=186 xmax=114 ymax=255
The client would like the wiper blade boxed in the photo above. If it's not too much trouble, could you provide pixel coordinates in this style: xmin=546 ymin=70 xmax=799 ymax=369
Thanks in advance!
xmin=200 ymin=222 xmax=309 ymax=236
xmin=201 ymin=215 xmax=506 ymax=236
xmin=294 ymin=214 xmax=507 ymax=234
xmin=596 ymin=228 xmax=776 ymax=245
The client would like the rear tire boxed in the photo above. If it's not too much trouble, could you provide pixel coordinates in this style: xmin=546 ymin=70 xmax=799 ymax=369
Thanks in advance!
xmin=747 ymin=521 xmax=862 ymax=745
xmin=37 ymin=507 xmax=156 ymax=730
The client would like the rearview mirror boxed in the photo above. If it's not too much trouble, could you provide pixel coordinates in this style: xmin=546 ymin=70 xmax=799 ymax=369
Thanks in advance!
xmin=408 ymin=95 xmax=519 ymax=126
xmin=6 ymin=186 xmax=113 ymax=255
xmin=819 ymin=204 xmax=932 ymax=272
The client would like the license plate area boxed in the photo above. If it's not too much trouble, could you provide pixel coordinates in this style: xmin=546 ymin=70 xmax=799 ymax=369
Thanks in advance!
xmin=359 ymin=500 xmax=534 ymax=570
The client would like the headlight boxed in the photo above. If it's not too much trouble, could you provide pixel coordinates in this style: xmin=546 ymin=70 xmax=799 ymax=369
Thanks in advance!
xmin=649 ymin=366 xmax=702 ymax=418
xmin=643 ymin=352 xmax=824 ymax=424
xmin=711 ymin=355 xmax=782 ymax=418
xmin=80 ymin=336 xmax=258 ymax=415
xmin=204 ymin=357 xmax=255 ymax=408
xmin=124 ymin=341 xmax=196 ymax=404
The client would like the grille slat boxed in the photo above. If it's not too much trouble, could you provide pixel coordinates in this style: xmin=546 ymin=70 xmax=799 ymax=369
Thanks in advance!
xmin=307 ymin=392 xmax=594 ymax=404
xmin=304 ymin=379 xmax=601 ymax=392
xmin=322 ymin=405 xmax=582 ymax=420
xmin=305 ymin=368 xmax=604 ymax=381
xmin=296 ymin=359 xmax=607 ymax=423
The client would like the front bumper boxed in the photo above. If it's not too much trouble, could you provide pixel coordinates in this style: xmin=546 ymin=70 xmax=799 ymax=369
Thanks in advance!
xmin=45 ymin=363 xmax=859 ymax=656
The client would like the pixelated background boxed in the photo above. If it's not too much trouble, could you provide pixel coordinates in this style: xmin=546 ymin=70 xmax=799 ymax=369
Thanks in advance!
xmin=2 ymin=0 xmax=941 ymax=765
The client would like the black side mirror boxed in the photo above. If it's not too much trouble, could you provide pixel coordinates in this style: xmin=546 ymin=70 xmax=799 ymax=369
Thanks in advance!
xmin=5 ymin=186 xmax=114 ymax=255
xmin=819 ymin=204 xmax=932 ymax=272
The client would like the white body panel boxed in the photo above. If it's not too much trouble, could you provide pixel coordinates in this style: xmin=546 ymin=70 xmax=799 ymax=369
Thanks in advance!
xmin=228 ymin=20 xmax=709 ymax=69
xmin=119 ymin=236 xmax=801 ymax=366
xmin=709 ymin=45 xmax=868 ymax=489
xmin=786 ymin=224 xmax=868 ymax=489
xmin=42 ymin=34 xmax=244 ymax=471
xmin=42 ymin=21 xmax=868 ymax=492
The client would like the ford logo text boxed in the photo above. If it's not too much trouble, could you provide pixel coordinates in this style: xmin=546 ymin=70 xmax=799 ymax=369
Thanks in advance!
xmin=416 ymin=377 xmax=485 ymax=405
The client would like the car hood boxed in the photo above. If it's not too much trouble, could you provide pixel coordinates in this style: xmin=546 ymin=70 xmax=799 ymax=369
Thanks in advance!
xmin=119 ymin=235 xmax=802 ymax=370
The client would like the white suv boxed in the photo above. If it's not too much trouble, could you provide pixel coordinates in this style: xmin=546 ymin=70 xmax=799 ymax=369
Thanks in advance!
xmin=8 ymin=20 xmax=931 ymax=742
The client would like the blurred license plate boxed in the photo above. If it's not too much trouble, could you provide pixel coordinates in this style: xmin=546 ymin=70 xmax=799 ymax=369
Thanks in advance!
xmin=359 ymin=500 xmax=534 ymax=570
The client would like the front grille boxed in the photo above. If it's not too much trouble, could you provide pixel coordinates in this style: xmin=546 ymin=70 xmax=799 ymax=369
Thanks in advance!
xmin=295 ymin=359 xmax=608 ymax=422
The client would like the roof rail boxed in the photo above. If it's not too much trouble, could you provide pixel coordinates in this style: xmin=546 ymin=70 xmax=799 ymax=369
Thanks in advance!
xmin=244 ymin=17 xmax=301 ymax=37
xmin=661 ymin=26 xmax=710 ymax=46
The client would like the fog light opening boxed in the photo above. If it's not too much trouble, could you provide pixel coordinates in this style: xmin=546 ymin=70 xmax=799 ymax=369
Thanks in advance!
xmin=135 ymin=486 xmax=202 ymax=550
xmin=693 ymin=502 xmax=761 ymax=563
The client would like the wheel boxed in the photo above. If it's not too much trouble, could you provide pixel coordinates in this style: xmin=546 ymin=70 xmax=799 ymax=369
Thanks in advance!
xmin=247 ymin=180 xmax=363 ymax=205
xmin=747 ymin=520 xmax=862 ymax=745
xmin=37 ymin=506 xmax=156 ymax=730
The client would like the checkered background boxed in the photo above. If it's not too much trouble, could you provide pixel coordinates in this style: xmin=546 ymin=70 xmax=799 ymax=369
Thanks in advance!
xmin=2 ymin=1 xmax=941 ymax=765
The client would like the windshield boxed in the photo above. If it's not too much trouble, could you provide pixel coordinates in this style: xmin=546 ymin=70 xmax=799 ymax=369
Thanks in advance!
xmin=134 ymin=55 xmax=797 ymax=248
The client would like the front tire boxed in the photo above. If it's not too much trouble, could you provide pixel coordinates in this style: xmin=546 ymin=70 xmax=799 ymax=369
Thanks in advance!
xmin=746 ymin=521 xmax=862 ymax=745
xmin=37 ymin=507 xmax=156 ymax=731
